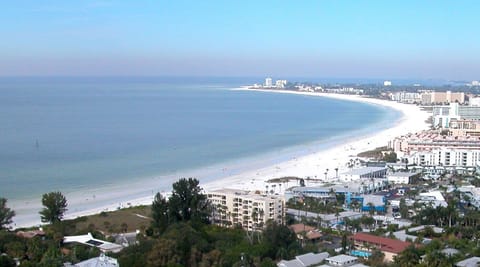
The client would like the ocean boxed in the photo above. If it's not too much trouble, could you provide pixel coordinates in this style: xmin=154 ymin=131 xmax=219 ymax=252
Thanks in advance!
xmin=0 ymin=77 xmax=400 ymax=224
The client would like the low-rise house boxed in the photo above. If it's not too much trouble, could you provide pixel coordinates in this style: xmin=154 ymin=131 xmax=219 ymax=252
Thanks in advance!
xmin=418 ymin=190 xmax=448 ymax=208
xmin=112 ymin=231 xmax=138 ymax=247
xmin=64 ymin=253 xmax=119 ymax=267
xmin=456 ymin=256 xmax=480 ymax=267
xmin=351 ymin=233 xmax=411 ymax=262
xmin=286 ymin=209 xmax=362 ymax=228
xmin=340 ymin=167 xmax=387 ymax=182
xmin=16 ymin=229 xmax=45 ymax=239
xmin=277 ymin=252 xmax=330 ymax=267
xmin=393 ymin=225 xmax=443 ymax=244
xmin=387 ymin=171 xmax=421 ymax=185
xmin=289 ymin=224 xmax=322 ymax=243
xmin=63 ymin=233 xmax=124 ymax=253
xmin=322 ymin=254 xmax=366 ymax=267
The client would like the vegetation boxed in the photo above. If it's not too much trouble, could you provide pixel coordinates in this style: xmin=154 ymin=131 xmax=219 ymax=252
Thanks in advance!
xmin=39 ymin=192 xmax=68 ymax=224
xmin=5 ymin=176 xmax=480 ymax=266
xmin=0 ymin=198 xmax=15 ymax=230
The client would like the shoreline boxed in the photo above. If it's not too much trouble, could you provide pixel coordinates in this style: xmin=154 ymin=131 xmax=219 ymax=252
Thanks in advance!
xmin=9 ymin=90 xmax=430 ymax=229
xmin=201 ymin=89 xmax=430 ymax=191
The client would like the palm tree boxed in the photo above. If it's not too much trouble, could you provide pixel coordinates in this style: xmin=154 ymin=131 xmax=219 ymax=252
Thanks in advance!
xmin=367 ymin=202 xmax=375 ymax=216
xmin=335 ymin=168 xmax=339 ymax=179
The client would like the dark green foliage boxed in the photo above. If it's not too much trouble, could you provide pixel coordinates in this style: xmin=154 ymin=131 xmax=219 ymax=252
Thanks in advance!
xmin=0 ymin=254 xmax=16 ymax=267
xmin=262 ymin=221 xmax=299 ymax=260
xmin=39 ymin=246 xmax=63 ymax=267
xmin=151 ymin=192 xmax=169 ymax=233
xmin=393 ymin=244 xmax=422 ymax=267
xmin=0 ymin=198 xmax=15 ymax=230
xmin=39 ymin=191 xmax=68 ymax=224
xmin=117 ymin=239 xmax=156 ymax=267
xmin=168 ymin=178 xmax=209 ymax=224
xmin=383 ymin=151 xmax=397 ymax=163
xmin=151 ymin=178 xmax=210 ymax=235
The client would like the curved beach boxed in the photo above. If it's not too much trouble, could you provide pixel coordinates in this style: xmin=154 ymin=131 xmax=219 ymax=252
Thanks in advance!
xmin=10 ymin=90 xmax=430 ymax=228
xmin=202 ymin=89 xmax=430 ymax=192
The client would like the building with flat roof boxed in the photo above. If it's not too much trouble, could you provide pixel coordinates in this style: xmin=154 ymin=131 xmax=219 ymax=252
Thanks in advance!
xmin=422 ymin=91 xmax=465 ymax=105
xmin=286 ymin=209 xmax=363 ymax=228
xmin=63 ymin=233 xmax=124 ymax=253
xmin=265 ymin=77 xmax=273 ymax=87
xmin=390 ymin=92 xmax=421 ymax=104
xmin=206 ymin=189 xmax=284 ymax=230
xmin=325 ymin=254 xmax=360 ymax=266
xmin=387 ymin=171 xmax=421 ymax=184
xmin=64 ymin=254 xmax=119 ymax=267
xmin=277 ymin=252 xmax=330 ymax=267
xmin=341 ymin=167 xmax=387 ymax=181
xmin=456 ymin=256 xmax=480 ymax=267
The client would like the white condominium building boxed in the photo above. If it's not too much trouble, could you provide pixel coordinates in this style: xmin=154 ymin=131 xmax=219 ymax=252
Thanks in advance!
xmin=390 ymin=92 xmax=421 ymax=103
xmin=275 ymin=79 xmax=287 ymax=88
xmin=206 ymin=189 xmax=284 ymax=231
xmin=432 ymin=103 xmax=480 ymax=128
xmin=406 ymin=148 xmax=480 ymax=167
xmin=265 ymin=77 xmax=273 ymax=88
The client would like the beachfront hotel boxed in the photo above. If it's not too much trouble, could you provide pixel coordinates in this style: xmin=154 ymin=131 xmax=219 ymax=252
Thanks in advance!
xmin=389 ymin=130 xmax=480 ymax=169
xmin=421 ymin=91 xmax=465 ymax=105
xmin=433 ymin=103 xmax=480 ymax=128
xmin=206 ymin=189 xmax=284 ymax=231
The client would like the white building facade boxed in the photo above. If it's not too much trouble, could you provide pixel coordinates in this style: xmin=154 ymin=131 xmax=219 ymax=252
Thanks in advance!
xmin=265 ymin=77 xmax=273 ymax=87
xmin=206 ymin=189 xmax=284 ymax=231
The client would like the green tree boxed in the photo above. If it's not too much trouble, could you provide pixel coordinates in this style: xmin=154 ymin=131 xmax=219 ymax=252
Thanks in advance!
xmin=151 ymin=192 xmax=169 ymax=234
xmin=39 ymin=192 xmax=68 ymax=224
xmin=0 ymin=254 xmax=16 ymax=267
xmin=168 ymin=178 xmax=209 ymax=224
xmin=383 ymin=152 xmax=397 ymax=163
xmin=393 ymin=244 xmax=421 ymax=267
xmin=0 ymin=198 xmax=15 ymax=230
xmin=399 ymin=198 xmax=408 ymax=219
xmin=262 ymin=221 xmax=299 ymax=260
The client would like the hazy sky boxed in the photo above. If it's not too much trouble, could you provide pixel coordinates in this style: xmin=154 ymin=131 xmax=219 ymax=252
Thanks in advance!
xmin=1 ymin=1 xmax=479 ymax=79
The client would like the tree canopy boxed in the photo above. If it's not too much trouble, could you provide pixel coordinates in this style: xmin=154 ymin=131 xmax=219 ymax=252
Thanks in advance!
xmin=151 ymin=178 xmax=210 ymax=234
xmin=39 ymin=192 xmax=68 ymax=224
xmin=0 ymin=198 xmax=15 ymax=230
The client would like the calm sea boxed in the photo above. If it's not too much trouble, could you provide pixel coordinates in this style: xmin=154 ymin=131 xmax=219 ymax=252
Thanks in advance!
xmin=0 ymin=77 xmax=399 ymax=203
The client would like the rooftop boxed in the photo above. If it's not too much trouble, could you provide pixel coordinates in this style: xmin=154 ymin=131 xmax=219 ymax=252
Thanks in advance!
xmin=352 ymin=233 xmax=411 ymax=254
xmin=342 ymin=167 xmax=387 ymax=176
xmin=456 ymin=256 xmax=480 ymax=267
xmin=63 ymin=233 xmax=124 ymax=253
xmin=325 ymin=254 xmax=358 ymax=264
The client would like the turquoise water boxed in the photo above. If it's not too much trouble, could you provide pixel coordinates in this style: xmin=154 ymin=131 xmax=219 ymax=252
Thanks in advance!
xmin=0 ymin=77 xmax=399 ymax=208
xmin=350 ymin=250 xmax=372 ymax=257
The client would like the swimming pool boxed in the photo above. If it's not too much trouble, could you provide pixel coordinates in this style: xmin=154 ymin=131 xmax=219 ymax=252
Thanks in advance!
xmin=350 ymin=250 xmax=372 ymax=257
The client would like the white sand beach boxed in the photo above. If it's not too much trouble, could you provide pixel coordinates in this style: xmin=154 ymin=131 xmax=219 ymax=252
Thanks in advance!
xmin=201 ymin=89 xmax=430 ymax=193
xmin=11 ymin=90 xmax=430 ymax=229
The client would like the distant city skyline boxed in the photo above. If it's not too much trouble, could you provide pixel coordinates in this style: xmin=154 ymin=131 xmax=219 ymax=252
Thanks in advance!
xmin=1 ymin=1 xmax=479 ymax=79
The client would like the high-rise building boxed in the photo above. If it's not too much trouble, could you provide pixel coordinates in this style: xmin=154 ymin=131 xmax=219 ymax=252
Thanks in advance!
xmin=383 ymin=80 xmax=392 ymax=86
xmin=265 ymin=77 xmax=273 ymax=88
xmin=421 ymin=91 xmax=465 ymax=105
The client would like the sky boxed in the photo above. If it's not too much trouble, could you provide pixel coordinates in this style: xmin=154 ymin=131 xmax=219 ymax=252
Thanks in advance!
xmin=0 ymin=1 xmax=479 ymax=80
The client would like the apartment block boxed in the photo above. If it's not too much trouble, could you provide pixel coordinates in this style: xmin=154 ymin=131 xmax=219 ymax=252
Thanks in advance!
xmin=206 ymin=189 xmax=284 ymax=230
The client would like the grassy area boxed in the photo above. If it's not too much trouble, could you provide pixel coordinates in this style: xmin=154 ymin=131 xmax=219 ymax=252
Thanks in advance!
xmin=72 ymin=205 xmax=152 ymax=234
xmin=357 ymin=146 xmax=388 ymax=159
xmin=267 ymin=176 xmax=301 ymax=183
